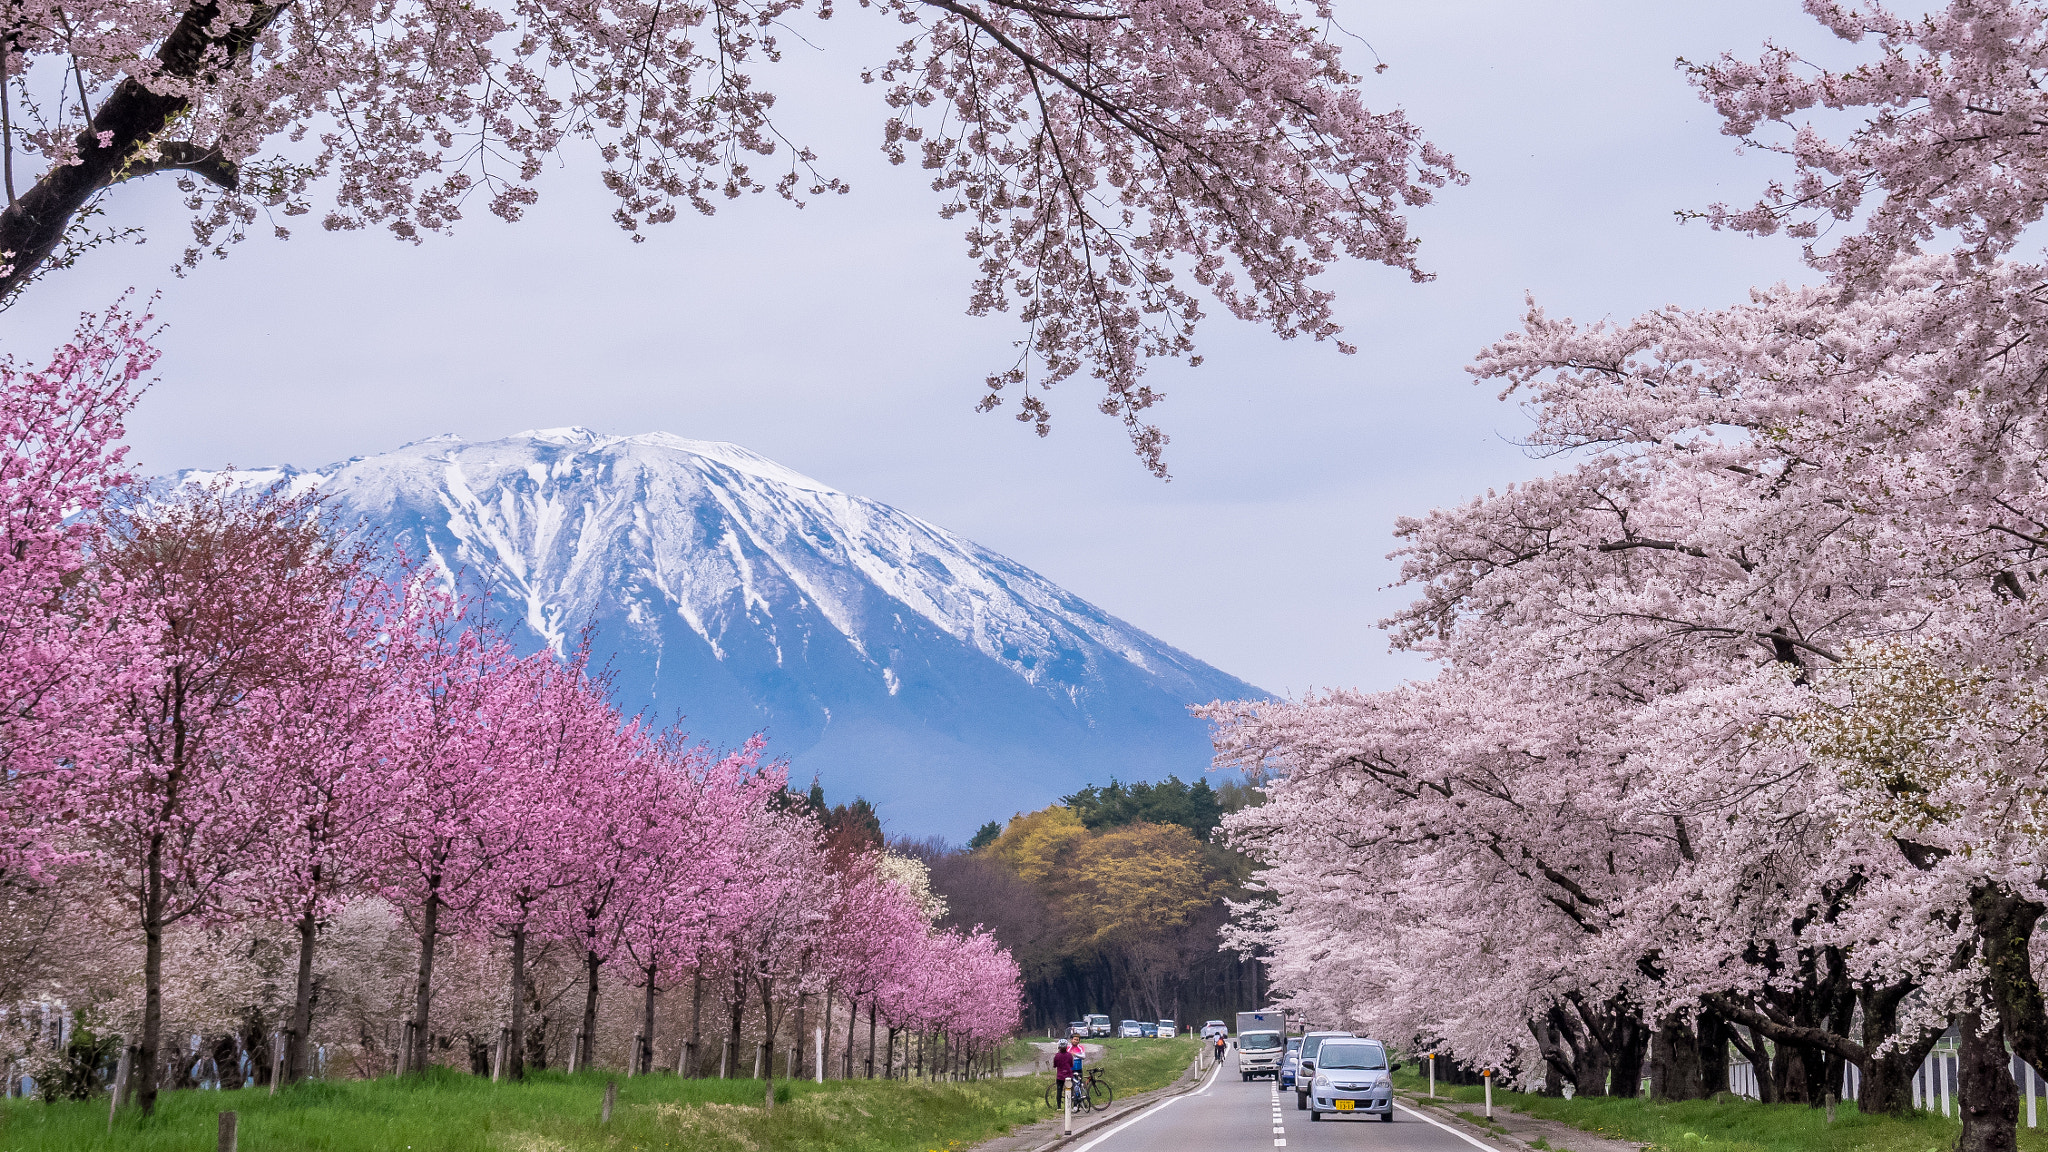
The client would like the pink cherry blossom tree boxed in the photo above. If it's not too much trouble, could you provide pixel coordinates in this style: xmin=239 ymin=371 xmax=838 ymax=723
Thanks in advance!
xmin=0 ymin=301 xmax=152 ymax=894
xmin=226 ymin=517 xmax=400 ymax=1085
xmin=75 ymin=479 xmax=369 ymax=1113
xmin=375 ymin=597 xmax=544 ymax=1075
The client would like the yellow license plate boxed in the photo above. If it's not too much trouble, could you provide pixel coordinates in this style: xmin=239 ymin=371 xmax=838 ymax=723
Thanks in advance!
xmin=1335 ymin=1101 xmax=1355 ymax=1111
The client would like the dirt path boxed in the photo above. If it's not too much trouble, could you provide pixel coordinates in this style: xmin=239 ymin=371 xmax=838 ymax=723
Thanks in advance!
xmin=1004 ymin=1041 xmax=1105 ymax=1078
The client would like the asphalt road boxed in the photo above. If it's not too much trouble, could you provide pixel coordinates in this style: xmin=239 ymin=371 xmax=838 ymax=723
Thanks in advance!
xmin=1069 ymin=1048 xmax=1494 ymax=1152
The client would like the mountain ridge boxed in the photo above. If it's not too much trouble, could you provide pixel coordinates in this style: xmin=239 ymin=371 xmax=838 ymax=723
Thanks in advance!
xmin=174 ymin=429 xmax=1265 ymax=835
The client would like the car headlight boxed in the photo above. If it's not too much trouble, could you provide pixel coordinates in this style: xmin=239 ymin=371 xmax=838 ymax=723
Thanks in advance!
xmin=1313 ymin=1074 xmax=1330 ymax=1088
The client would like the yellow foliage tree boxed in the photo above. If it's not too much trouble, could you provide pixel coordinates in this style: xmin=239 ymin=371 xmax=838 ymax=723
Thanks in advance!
xmin=987 ymin=806 xmax=1089 ymax=892
xmin=1066 ymin=823 xmax=1225 ymax=945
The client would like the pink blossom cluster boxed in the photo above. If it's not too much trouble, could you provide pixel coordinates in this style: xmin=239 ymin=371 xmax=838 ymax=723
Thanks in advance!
xmin=0 ymin=306 xmax=1021 ymax=1116
xmin=0 ymin=0 xmax=1458 ymax=473
xmin=1207 ymin=3 xmax=2048 ymax=1137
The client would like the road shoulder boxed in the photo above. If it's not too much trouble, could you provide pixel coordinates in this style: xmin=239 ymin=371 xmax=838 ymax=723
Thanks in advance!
xmin=970 ymin=1055 xmax=1212 ymax=1152
xmin=1398 ymin=1092 xmax=1647 ymax=1152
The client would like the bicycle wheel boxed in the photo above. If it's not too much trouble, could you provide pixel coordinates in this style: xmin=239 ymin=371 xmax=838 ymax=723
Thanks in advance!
xmin=1045 ymin=1082 xmax=1059 ymax=1110
xmin=1091 ymin=1081 xmax=1114 ymax=1111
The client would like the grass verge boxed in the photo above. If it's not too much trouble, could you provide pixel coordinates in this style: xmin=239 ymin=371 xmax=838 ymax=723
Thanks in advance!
xmin=1389 ymin=1065 xmax=2023 ymax=1152
xmin=0 ymin=1037 xmax=1198 ymax=1152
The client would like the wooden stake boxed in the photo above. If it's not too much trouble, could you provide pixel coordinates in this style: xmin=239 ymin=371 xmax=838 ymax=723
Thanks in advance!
xmin=216 ymin=1111 xmax=238 ymax=1152
xmin=602 ymin=1079 xmax=617 ymax=1124
xmin=108 ymin=1045 xmax=131 ymax=1131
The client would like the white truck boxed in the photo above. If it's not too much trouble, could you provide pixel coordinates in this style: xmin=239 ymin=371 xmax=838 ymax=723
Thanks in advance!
xmin=1235 ymin=1010 xmax=1286 ymax=1081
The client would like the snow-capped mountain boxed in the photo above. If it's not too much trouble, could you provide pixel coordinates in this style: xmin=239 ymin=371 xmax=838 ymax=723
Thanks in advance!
xmin=184 ymin=429 xmax=1264 ymax=834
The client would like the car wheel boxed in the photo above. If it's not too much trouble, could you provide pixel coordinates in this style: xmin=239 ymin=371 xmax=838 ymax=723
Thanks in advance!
xmin=1311 ymin=1110 xmax=1322 ymax=1122
xmin=1380 ymin=1112 xmax=1394 ymax=1123
xmin=1296 ymin=1091 xmax=1306 ymax=1111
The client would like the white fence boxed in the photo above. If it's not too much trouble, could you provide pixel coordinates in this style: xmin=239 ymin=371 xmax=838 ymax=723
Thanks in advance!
xmin=1727 ymin=1042 xmax=2047 ymax=1126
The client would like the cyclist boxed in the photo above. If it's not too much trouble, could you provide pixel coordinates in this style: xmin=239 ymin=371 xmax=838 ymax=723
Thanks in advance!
xmin=1053 ymin=1041 xmax=1075 ymax=1107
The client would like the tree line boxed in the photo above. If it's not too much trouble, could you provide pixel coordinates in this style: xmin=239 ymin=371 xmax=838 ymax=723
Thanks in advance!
xmin=924 ymin=775 xmax=1267 ymax=1031
xmin=0 ymin=311 xmax=1022 ymax=1115
xmin=1208 ymin=9 xmax=2048 ymax=1152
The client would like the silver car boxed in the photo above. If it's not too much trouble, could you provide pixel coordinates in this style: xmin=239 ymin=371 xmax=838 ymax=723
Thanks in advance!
xmin=1292 ymin=1030 xmax=1354 ymax=1109
xmin=1306 ymin=1039 xmax=1398 ymax=1123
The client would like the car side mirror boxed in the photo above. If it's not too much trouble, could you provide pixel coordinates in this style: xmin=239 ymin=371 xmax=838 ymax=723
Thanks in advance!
xmin=1301 ymin=1060 xmax=1315 ymax=1073
xmin=1390 ymin=1062 xmax=1403 ymax=1073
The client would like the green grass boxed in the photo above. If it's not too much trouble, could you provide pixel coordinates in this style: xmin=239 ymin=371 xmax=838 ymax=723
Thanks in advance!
xmin=1388 ymin=1063 xmax=2043 ymax=1152
xmin=1085 ymin=1036 xmax=1199 ymax=1091
xmin=0 ymin=1038 xmax=1200 ymax=1152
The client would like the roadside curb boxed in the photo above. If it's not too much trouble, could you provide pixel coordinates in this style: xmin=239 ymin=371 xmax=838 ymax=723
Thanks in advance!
xmin=1027 ymin=1056 xmax=1210 ymax=1152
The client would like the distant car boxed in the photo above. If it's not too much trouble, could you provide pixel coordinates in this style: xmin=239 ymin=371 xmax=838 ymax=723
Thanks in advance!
xmin=1158 ymin=1019 xmax=1176 ymax=1037
xmin=1306 ymin=1038 xmax=1399 ymax=1123
xmin=1119 ymin=1019 xmax=1144 ymax=1038
xmin=1069 ymin=1021 xmax=1088 ymax=1038
xmin=1087 ymin=1014 xmax=1112 ymax=1037
xmin=1140 ymin=1022 xmax=1159 ymax=1038
xmin=1279 ymin=1037 xmax=1306 ymax=1087
xmin=1200 ymin=1020 xmax=1228 ymax=1041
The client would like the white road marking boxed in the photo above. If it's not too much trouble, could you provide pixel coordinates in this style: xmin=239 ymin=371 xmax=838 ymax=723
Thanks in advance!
xmin=1074 ymin=1059 xmax=1226 ymax=1150
xmin=1394 ymin=1101 xmax=1499 ymax=1150
xmin=1275 ymin=1141 xmax=1287 ymax=1147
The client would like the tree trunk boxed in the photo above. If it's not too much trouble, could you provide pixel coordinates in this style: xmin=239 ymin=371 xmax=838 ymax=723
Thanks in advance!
xmin=846 ymin=997 xmax=859 ymax=1079
xmin=506 ymin=923 xmax=528 ymax=1081
xmin=288 ymin=900 xmax=319 ymax=1084
xmin=867 ymin=1002 xmax=877 ymax=1079
xmin=760 ymin=976 xmax=779 ymax=1114
xmin=136 ymin=832 xmax=166 ymax=1114
xmin=1728 ymin=1025 xmax=1774 ymax=1104
xmin=885 ymin=1026 xmax=898 ymax=1079
xmin=1958 ymin=1005 xmax=2020 ymax=1152
xmin=1697 ymin=1009 xmax=1729 ymax=1100
xmin=1608 ymin=1015 xmax=1647 ymax=1099
xmin=579 ymin=948 xmax=603 ymax=1071
xmin=794 ymin=991 xmax=808 ymax=1081
xmin=639 ymin=961 xmax=659 ymax=1076
xmin=409 ymin=885 xmax=443 ymax=1074
xmin=822 ymin=990 xmax=833 ymax=1081
xmin=0 ymin=0 xmax=270 ymax=302
xmin=687 ymin=969 xmax=704 ymax=1079
xmin=1650 ymin=1015 xmax=1704 ymax=1101
xmin=727 ymin=966 xmax=747 ymax=1082
xmin=1973 ymin=883 xmax=2048 ymax=1073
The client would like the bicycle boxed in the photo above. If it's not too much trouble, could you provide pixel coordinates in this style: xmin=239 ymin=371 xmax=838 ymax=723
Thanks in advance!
xmin=1044 ymin=1069 xmax=1113 ymax=1112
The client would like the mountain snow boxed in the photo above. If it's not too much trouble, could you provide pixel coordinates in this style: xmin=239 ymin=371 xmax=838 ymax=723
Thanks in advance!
xmin=178 ymin=429 xmax=1265 ymax=833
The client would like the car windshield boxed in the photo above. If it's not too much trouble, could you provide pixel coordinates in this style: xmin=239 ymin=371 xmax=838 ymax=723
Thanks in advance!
xmin=1315 ymin=1043 xmax=1388 ymax=1071
xmin=1287 ymin=1039 xmax=1303 ymax=1053
xmin=1241 ymin=1033 xmax=1284 ymax=1051
xmin=1300 ymin=1034 xmax=1352 ymax=1060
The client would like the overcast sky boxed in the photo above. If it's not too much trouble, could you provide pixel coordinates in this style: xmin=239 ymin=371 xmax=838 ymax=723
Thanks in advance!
xmin=5 ymin=0 xmax=1846 ymax=698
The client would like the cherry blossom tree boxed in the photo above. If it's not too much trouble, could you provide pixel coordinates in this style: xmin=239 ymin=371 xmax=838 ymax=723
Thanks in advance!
xmin=0 ymin=0 xmax=1459 ymax=469
xmin=617 ymin=734 xmax=771 ymax=1076
xmin=0 ymin=301 xmax=151 ymax=895
xmin=375 ymin=599 xmax=542 ymax=1075
xmin=74 ymin=480 xmax=364 ymax=1113
xmin=227 ymin=515 xmax=397 ymax=1084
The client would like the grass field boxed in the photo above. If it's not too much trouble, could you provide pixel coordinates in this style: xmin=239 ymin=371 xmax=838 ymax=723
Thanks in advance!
xmin=1389 ymin=1064 xmax=2048 ymax=1152
xmin=0 ymin=1035 xmax=1198 ymax=1152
